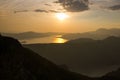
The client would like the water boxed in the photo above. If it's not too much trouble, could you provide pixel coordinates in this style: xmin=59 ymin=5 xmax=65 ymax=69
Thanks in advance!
xmin=20 ymin=35 xmax=68 ymax=44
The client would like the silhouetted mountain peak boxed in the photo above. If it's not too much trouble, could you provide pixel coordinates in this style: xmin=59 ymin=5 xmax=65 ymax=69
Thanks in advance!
xmin=105 ymin=68 xmax=120 ymax=76
xmin=0 ymin=36 xmax=92 ymax=80
xmin=105 ymin=36 xmax=120 ymax=40
xmin=63 ymin=28 xmax=120 ymax=40
xmin=0 ymin=35 xmax=22 ymax=53
xmin=20 ymin=31 xmax=37 ymax=35
xmin=103 ymin=36 xmax=120 ymax=43
xmin=97 ymin=28 xmax=120 ymax=32
xmin=101 ymin=68 xmax=120 ymax=80
xmin=67 ymin=38 xmax=95 ymax=43
xmin=97 ymin=28 xmax=108 ymax=32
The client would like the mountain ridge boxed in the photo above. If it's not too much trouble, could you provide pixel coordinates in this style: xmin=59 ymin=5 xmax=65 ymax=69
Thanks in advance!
xmin=25 ymin=36 xmax=120 ymax=77
xmin=2 ymin=28 xmax=120 ymax=41
xmin=0 ymin=35 xmax=92 ymax=80
xmin=63 ymin=28 xmax=120 ymax=40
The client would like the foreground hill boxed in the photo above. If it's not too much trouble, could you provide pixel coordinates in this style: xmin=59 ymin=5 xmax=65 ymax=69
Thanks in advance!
xmin=100 ymin=68 xmax=120 ymax=80
xmin=0 ymin=35 xmax=92 ymax=80
xmin=25 ymin=36 xmax=120 ymax=77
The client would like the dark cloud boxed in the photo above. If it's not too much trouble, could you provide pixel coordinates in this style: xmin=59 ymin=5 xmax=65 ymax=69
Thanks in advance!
xmin=14 ymin=9 xmax=61 ymax=13
xmin=14 ymin=10 xmax=28 ymax=13
xmin=34 ymin=9 xmax=49 ymax=13
xmin=44 ymin=4 xmax=52 ymax=6
xmin=49 ymin=10 xmax=58 ymax=13
xmin=34 ymin=9 xmax=61 ymax=13
xmin=49 ymin=10 xmax=61 ymax=13
xmin=55 ymin=0 xmax=89 ymax=12
xmin=108 ymin=5 xmax=120 ymax=10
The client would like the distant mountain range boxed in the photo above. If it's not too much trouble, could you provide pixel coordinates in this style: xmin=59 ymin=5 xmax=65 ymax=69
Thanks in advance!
xmin=62 ymin=28 xmax=120 ymax=40
xmin=2 ymin=28 xmax=120 ymax=41
xmin=25 ymin=36 xmax=120 ymax=77
xmin=1 ymin=31 xmax=59 ymax=40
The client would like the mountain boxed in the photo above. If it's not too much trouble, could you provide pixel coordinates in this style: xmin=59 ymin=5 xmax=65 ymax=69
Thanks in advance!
xmin=63 ymin=28 xmax=120 ymax=40
xmin=2 ymin=31 xmax=55 ymax=40
xmin=100 ymin=68 xmax=120 ymax=80
xmin=66 ymin=38 xmax=95 ymax=44
xmin=25 ymin=36 xmax=120 ymax=77
xmin=67 ymin=36 xmax=120 ymax=44
xmin=1 ymin=35 xmax=120 ymax=80
xmin=0 ymin=35 xmax=92 ymax=80
xmin=2 ymin=28 xmax=120 ymax=42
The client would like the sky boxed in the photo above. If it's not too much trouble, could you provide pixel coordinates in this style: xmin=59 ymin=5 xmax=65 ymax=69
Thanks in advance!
xmin=0 ymin=0 xmax=120 ymax=33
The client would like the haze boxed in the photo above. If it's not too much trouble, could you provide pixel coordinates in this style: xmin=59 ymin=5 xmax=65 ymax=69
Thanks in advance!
xmin=0 ymin=0 xmax=120 ymax=33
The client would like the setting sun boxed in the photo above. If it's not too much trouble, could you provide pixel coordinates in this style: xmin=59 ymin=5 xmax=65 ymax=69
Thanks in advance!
xmin=55 ymin=13 xmax=69 ymax=20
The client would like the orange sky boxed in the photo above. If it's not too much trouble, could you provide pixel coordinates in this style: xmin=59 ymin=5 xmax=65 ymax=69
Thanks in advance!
xmin=0 ymin=0 xmax=120 ymax=33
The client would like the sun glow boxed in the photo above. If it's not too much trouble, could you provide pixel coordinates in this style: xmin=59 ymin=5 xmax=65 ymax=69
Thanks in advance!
xmin=54 ymin=38 xmax=67 ymax=43
xmin=54 ymin=35 xmax=68 ymax=43
xmin=56 ymin=13 xmax=69 ymax=20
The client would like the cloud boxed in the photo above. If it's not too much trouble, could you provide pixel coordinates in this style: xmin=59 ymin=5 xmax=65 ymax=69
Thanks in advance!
xmin=49 ymin=10 xmax=61 ymax=13
xmin=0 ymin=10 xmax=8 ymax=16
xmin=14 ymin=9 xmax=61 ymax=14
xmin=55 ymin=0 xmax=89 ymax=12
xmin=108 ymin=5 xmax=120 ymax=10
xmin=44 ymin=4 xmax=52 ymax=6
xmin=90 ymin=0 xmax=120 ymax=10
xmin=0 ymin=14 xmax=7 ymax=17
xmin=14 ymin=10 xmax=28 ymax=13
xmin=34 ymin=9 xmax=49 ymax=13
xmin=34 ymin=9 xmax=61 ymax=13
xmin=12 ymin=0 xmax=120 ymax=14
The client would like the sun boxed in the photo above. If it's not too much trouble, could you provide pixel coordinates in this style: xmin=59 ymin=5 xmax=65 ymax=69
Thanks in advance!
xmin=55 ymin=13 xmax=69 ymax=20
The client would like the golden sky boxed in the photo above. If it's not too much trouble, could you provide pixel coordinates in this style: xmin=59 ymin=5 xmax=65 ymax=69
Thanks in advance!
xmin=0 ymin=0 xmax=120 ymax=33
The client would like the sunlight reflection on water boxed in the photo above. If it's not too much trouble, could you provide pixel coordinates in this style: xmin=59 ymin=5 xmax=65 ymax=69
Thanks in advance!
xmin=53 ymin=37 xmax=67 ymax=43
xmin=20 ymin=35 xmax=68 ymax=44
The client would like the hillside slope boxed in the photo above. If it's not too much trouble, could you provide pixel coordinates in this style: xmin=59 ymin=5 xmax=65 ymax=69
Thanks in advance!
xmin=0 ymin=35 xmax=91 ymax=80
xmin=25 ymin=36 xmax=120 ymax=76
